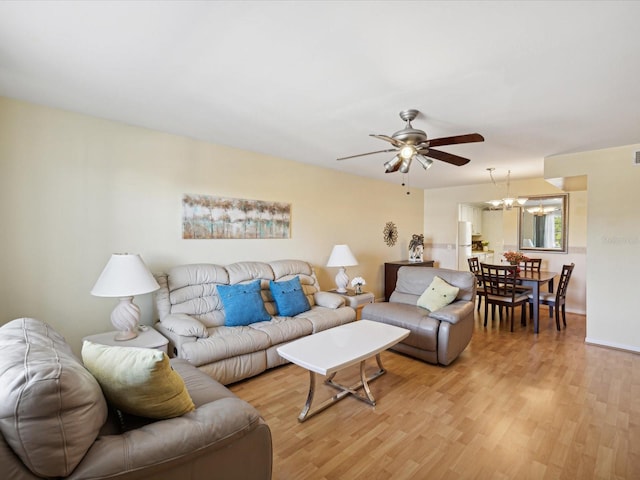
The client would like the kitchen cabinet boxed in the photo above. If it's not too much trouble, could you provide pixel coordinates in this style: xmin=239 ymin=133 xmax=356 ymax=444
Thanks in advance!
xmin=472 ymin=207 xmax=483 ymax=235
xmin=471 ymin=251 xmax=495 ymax=265
xmin=460 ymin=204 xmax=483 ymax=235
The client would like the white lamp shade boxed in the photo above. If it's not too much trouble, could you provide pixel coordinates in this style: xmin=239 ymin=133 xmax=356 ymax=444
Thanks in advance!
xmin=91 ymin=253 xmax=160 ymax=297
xmin=326 ymin=244 xmax=358 ymax=267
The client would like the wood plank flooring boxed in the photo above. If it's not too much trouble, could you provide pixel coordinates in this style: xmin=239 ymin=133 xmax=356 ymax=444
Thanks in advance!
xmin=229 ymin=310 xmax=640 ymax=479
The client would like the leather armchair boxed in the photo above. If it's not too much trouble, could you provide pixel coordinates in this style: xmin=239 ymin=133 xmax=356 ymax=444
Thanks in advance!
xmin=362 ymin=267 xmax=476 ymax=365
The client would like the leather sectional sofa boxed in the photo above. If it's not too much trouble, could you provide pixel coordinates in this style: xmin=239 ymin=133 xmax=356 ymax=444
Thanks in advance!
xmin=0 ymin=317 xmax=272 ymax=480
xmin=154 ymin=259 xmax=356 ymax=385
xmin=362 ymin=266 xmax=476 ymax=366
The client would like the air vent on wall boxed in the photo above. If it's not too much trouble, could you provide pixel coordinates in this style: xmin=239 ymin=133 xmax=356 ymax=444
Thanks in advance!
xmin=634 ymin=151 xmax=640 ymax=166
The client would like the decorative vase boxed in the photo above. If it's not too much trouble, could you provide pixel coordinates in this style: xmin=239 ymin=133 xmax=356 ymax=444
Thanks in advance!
xmin=355 ymin=284 xmax=362 ymax=295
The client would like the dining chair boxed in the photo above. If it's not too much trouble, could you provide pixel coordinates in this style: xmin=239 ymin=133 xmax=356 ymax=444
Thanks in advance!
xmin=528 ymin=263 xmax=574 ymax=331
xmin=519 ymin=258 xmax=542 ymax=274
xmin=514 ymin=257 xmax=543 ymax=296
xmin=480 ymin=263 xmax=529 ymax=332
xmin=467 ymin=256 xmax=486 ymax=311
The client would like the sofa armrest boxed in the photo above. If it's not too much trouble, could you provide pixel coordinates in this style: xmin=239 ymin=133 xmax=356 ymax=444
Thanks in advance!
xmin=159 ymin=314 xmax=209 ymax=339
xmin=69 ymin=398 xmax=272 ymax=479
xmin=313 ymin=291 xmax=346 ymax=309
xmin=428 ymin=300 xmax=474 ymax=325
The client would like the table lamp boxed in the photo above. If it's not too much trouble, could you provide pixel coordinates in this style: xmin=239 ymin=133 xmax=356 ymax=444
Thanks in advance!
xmin=326 ymin=244 xmax=358 ymax=293
xmin=91 ymin=253 xmax=160 ymax=341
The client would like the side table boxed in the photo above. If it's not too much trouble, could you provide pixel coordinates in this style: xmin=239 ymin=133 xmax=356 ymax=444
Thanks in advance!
xmin=83 ymin=327 xmax=169 ymax=354
xmin=330 ymin=290 xmax=375 ymax=320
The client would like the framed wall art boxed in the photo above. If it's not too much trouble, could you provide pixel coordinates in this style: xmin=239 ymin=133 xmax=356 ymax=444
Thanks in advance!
xmin=182 ymin=194 xmax=291 ymax=239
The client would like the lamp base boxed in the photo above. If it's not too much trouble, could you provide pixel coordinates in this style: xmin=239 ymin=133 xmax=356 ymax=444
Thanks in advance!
xmin=114 ymin=329 xmax=138 ymax=341
xmin=111 ymin=296 xmax=140 ymax=341
xmin=334 ymin=267 xmax=349 ymax=293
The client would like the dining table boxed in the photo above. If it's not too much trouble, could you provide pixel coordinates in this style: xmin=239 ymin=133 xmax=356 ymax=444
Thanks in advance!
xmin=517 ymin=270 xmax=558 ymax=333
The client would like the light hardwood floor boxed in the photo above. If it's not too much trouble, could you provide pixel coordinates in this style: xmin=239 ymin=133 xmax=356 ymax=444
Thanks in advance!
xmin=229 ymin=310 xmax=640 ymax=479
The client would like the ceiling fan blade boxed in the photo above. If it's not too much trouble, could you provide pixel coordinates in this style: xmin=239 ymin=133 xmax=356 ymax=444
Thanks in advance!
xmin=336 ymin=148 xmax=397 ymax=161
xmin=428 ymin=133 xmax=484 ymax=148
xmin=370 ymin=134 xmax=404 ymax=148
xmin=423 ymin=148 xmax=470 ymax=166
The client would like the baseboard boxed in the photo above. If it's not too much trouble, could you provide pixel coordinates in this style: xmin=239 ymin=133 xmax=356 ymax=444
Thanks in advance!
xmin=585 ymin=337 xmax=640 ymax=354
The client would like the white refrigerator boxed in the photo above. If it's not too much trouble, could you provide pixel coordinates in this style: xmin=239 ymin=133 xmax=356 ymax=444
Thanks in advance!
xmin=457 ymin=221 xmax=472 ymax=270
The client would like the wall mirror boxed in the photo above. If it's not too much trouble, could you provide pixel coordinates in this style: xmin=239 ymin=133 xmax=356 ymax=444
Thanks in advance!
xmin=518 ymin=193 xmax=568 ymax=253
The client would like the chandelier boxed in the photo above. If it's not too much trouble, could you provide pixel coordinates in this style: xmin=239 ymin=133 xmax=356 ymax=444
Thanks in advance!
xmin=526 ymin=204 xmax=558 ymax=216
xmin=486 ymin=168 xmax=527 ymax=210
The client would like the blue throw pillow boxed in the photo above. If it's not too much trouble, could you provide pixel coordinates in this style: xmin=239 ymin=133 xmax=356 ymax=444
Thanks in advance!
xmin=217 ymin=280 xmax=271 ymax=327
xmin=269 ymin=276 xmax=311 ymax=317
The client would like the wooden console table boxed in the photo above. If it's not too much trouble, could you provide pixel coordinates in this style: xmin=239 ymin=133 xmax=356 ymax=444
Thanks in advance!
xmin=384 ymin=260 xmax=435 ymax=301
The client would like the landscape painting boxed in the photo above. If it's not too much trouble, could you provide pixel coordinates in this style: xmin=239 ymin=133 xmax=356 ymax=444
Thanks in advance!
xmin=182 ymin=194 xmax=291 ymax=239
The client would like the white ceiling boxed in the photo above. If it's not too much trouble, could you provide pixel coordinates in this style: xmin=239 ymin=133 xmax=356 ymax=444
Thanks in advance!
xmin=1 ymin=1 xmax=639 ymax=189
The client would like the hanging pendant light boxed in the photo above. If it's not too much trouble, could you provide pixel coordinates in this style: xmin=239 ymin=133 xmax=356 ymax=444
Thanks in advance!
xmin=485 ymin=168 xmax=527 ymax=210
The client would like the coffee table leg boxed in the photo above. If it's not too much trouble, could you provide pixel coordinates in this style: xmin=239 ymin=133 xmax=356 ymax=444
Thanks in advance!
xmin=298 ymin=370 xmax=317 ymax=422
xmin=297 ymin=354 xmax=389 ymax=422
xmin=360 ymin=360 xmax=375 ymax=403
xmin=298 ymin=370 xmax=353 ymax=422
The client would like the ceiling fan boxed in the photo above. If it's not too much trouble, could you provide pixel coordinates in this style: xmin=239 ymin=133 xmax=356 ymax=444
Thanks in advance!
xmin=337 ymin=109 xmax=484 ymax=174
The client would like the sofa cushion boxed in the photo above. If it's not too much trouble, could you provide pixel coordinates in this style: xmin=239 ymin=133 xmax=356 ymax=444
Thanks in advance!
xmin=217 ymin=279 xmax=272 ymax=326
xmin=181 ymin=325 xmax=272 ymax=366
xmin=0 ymin=318 xmax=108 ymax=478
xmin=250 ymin=316 xmax=314 ymax=344
xmin=269 ymin=276 xmax=311 ymax=316
xmin=297 ymin=304 xmax=356 ymax=333
xmin=417 ymin=276 xmax=460 ymax=312
xmin=82 ymin=341 xmax=195 ymax=419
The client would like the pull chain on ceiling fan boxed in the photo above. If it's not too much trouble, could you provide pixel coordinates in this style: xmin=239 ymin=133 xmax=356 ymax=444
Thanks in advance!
xmin=337 ymin=109 xmax=484 ymax=175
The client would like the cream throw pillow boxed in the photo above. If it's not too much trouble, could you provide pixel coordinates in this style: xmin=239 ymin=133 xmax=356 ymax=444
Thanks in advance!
xmin=82 ymin=341 xmax=195 ymax=419
xmin=417 ymin=276 xmax=460 ymax=312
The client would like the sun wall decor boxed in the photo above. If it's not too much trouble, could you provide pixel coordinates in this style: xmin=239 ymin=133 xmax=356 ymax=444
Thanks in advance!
xmin=383 ymin=221 xmax=398 ymax=246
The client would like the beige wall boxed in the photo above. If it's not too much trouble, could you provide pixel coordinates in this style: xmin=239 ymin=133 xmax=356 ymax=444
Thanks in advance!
xmin=546 ymin=143 xmax=640 ymax=353
xmin=423 ymin=178 xmax=587 ymax=315
xmin=0 ymin=97 xmax=424 ymax=354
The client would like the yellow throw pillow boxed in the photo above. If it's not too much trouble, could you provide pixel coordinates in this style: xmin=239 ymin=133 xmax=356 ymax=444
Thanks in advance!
xmin=417 ymin=276 xmax=460 ymax=312
xmin=81 ymin=341 xmax=195 ymax=419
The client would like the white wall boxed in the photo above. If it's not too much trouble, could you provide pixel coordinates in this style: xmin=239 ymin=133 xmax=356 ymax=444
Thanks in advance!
xmin=0 ymin=97 xmax=424 ymax=354
xmin=546 ymin=143 xmax=640 ymax=352
xmin=423 ymin=178 xmax=587 ymax=315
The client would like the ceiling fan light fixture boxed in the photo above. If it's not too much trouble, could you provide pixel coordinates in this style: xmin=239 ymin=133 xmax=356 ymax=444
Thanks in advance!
xmin=384 ymin=155 xmax=402 ymax=173
xmin=400 ymin=145 xmax=415 ymax=160
xmin=399 ymin=157 xmax=412 ymax=173
xmin=415 ymin=155 xmax=433 ymax=170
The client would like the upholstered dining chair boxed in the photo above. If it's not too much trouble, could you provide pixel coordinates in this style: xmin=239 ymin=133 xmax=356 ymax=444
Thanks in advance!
xmin=467 ymin=256 xmax=486 ymax=311
xmin=480 ymin=263 xmax=529 ymax=332
xmin=528 ymin=263 xmax=575 ymax=331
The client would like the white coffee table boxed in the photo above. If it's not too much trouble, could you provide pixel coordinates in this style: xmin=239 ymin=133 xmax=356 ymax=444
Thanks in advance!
xmin=277 ymin=320 xmax=410 ymax=422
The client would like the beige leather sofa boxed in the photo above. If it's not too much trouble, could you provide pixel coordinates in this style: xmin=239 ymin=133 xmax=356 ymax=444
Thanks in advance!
xmin=154 ymin=259 xmax=356 ymax=385
xmin=0 ymin=317 xmax=272 ymax=480
xmin=362 ymin=266 xmax=476 ymax=366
